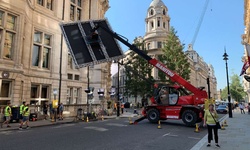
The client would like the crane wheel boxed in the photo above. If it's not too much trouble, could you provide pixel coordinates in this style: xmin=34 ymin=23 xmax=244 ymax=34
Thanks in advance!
xmin=147 ymin=108 xmax=160 ymax=123
xmin=182 ymin=110 xmax=197 ymax=126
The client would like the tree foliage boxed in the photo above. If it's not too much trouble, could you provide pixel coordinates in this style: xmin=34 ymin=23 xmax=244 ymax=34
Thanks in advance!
xmin=159 ymin=27 xmax=191 ymax=84
xmin=124 ymin=38 xmax=155 ymax=102
xmin=158 ymin=27 xmax=191 ymax=84
xmin=221 ymin=74 xmax=246 ymax=102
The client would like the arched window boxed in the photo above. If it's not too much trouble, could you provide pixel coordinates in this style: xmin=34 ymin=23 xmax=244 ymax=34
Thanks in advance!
xmin=163 ymin=22 xmax=166 ymax=28
xmin=151 ymin=21 xmax=154 ymax=28
xmin=147 ymin=43 xmax=151 ymax=50
xmin=150 ymin=9 xmax=154 ymax=15
xmin=163 ymin=9 xmax=166 ymax=15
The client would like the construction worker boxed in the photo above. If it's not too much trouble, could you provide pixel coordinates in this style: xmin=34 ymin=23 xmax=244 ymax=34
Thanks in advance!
xmin=1 ymin=102 xmax=12 ymax=128
xmin=19 ymin=101 xmax=26 ymax=123
xmin=19 ymin=103 xmax=30 ymax=130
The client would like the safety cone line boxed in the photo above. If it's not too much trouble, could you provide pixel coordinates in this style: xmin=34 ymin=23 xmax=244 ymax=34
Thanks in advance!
xmin=157 ymin=120 xmax=162 ymax=129
xmin=194 ymin=123 xmax=200 ymax=133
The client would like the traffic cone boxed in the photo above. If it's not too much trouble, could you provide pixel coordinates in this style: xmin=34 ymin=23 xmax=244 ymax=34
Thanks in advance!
xmin=82 ymin=116 xmax=84 ymax=121
xmin=102 ymin=115 xmax=104 ymax=121
xmin=157 ymin=120 xmax=162 ymax=129
xmin=221 ymin=123 xmax=225 ymax=130
xmin=129 ymin=117 xmax=133 ymax=125
xmin=194 ymin=123 xmax=200 ymax=133
xmin=86 ymin=116 xmax=89 ymax=123
xmin=223 ymin=120 xmax=228 ymax=127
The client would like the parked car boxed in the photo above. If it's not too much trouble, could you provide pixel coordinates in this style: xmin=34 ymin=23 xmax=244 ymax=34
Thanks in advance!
xmin=216 ymin=105 xmax=228 ymax=114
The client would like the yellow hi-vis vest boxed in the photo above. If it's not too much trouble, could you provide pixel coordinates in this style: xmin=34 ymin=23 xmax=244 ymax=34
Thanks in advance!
xmin=23 ymin=106 xmax=30 ymax=117
xmin=5 ymin=106 xmax=11 ymax=116
xmin=20 ymin=104 xmax=24 ymax=114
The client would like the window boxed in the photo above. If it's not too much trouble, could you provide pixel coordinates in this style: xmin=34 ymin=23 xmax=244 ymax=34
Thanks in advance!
xmin=70 ymin=0 xmax=82 ymax=21
xmin=68 ymin=74 xmax=73 ymax=80
xmin=75 ymin=75 xmax=80 ymax=80
xmin=0 ymin=11 xmax=17 ymax=60
xmin=163 ymin=22 xmax=166 ymax=28
xmin=157 ymin=42 xmax=162 ymax=48
xmin=0 ymin=80 xmax=11 ymax=97
xmin=163 ymin=9 xmax=166 ymax=15
xmin=150 ymin=9 xmax=154 ymax=15
xmin=67 ymin=87 xmax=81 ymax=104
xmin=32 ymin=30 xmax=52 ymax=69
xmin=147 ymin=43 xmax=151 ymax=50
xmin=151 ymin=21 xmax=154 ymax=28
xmin=37 ymin=0 xmax=53 ymax=10
xmin=30 ymin=84 xmax=50 ymax=104
xmin=157 ymin=20 xmax=160 ymax=27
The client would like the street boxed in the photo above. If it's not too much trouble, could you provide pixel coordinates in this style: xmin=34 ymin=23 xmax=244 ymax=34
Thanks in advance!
xmin=0 ymin=114 xmax=228 ymax=150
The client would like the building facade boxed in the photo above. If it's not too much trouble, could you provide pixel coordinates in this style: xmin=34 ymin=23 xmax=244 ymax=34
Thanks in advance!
xmin=0 ymin=0 xmax=110 ymax=111
xmin=112 ymin=0 xmax=217 ymax=104
xmin=242 ymin=0 xmax=250 ymax=103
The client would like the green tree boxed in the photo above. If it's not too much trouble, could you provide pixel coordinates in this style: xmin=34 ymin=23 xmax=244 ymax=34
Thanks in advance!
xmin=221 ymin=74 xmax=246 ymax=102
xmin=124 ymin=37 xmax=155 ymax=103
xmin=158 ymin=27 xmax=191 ymax=84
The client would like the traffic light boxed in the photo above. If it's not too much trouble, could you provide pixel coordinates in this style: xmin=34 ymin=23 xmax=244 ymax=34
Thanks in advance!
xmin=86 ymin=87 xmax=95 ymax=99
xmin=109 ymin=86 xmax=116 ymax=99
xmin=98 ymin=88 xmax=105 ymax=100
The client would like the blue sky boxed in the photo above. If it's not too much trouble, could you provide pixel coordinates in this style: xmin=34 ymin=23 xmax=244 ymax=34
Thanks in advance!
xmin=105 ymin=0 xmax=245 ymax=90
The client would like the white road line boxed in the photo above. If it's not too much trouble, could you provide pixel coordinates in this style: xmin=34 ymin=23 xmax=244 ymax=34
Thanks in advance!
xmin=188 ymin=137 xmax=201 ymax=140
xmin=106 ymin=123 xmax=127 ymax=127
xmin=163 ymin=133 xmax=170 ymax=137
xmin=52 ymin=124 xmax=75 ymax=129
xmin=84 ymin=126 xmax=108 ymax=132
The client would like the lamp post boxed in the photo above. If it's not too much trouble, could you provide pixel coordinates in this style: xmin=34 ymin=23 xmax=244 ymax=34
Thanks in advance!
xmin=223 ymin=50 xmax=233 ymax=118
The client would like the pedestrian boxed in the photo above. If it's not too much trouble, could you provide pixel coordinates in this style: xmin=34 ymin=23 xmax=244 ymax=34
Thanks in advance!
xmin=1 ymin=102 xmax=12 ymax=128
xmin=59 ymin=103 xmax=64 ymax=120
xmin=19 ymin=103 xmax=30 ymax=130
xmin=43 ymin=102 xmax=48 ymax=120
xmin=203 ymin=104 xmax=220 ymax=148
xmin=49 ymin=102 xmax=54 ymax=119
xmin=19 ymin=101 xmax=26 ymax=124
xmin=121 ymin=103 xmax=124 ymax=114
xmin=239 ymin=103 xmax=245 ymax=114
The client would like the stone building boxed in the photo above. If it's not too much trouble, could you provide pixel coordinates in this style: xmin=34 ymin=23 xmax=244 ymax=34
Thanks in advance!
xmin=0 ymin=0 xmax=110 ymax=112
xmin=113 ymin=0 xmax=217 ymax=104
xmin=242 ymin=0 xmax=250 ymax=103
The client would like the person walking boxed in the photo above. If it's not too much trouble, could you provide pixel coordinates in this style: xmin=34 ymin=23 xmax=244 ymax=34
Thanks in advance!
xmin=59 ymin=103 xmax=64 ymax=120
xmin=1 ymin=102 xmax=12 ymax=128
xmin=19 ymin=101 xmax=26 ymax=125
xmin=19 ymin=103 xmax=30 ymax=130
xmin=239 ymin=103 xmax=245 ymax=114
xmin=203 ymin=104 xmax=220 ymax=148
xmin=43 ymin=102 xmax=48 ymax=120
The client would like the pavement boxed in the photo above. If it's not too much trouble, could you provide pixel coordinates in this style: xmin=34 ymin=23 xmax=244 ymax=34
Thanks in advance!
xmin=1 ymin=109 xmax=250 ymax=150
xmin=0 ymin=111 xmax=138 ymax=132
xmin=191 ymin=109 xmax=250 ymax=150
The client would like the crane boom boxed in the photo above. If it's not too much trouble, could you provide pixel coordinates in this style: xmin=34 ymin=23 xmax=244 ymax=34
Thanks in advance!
xmin=191 ymin=0 xmax=210 ymax=47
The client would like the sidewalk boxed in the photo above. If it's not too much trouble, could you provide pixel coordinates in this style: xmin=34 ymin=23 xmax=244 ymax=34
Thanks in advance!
xmin=191 ymin=110 xmax=250 ymax=150
xmin=0 ymin=111 xmax=137 ymax=132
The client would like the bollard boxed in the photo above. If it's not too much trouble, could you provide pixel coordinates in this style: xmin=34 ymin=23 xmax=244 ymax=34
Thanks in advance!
xmin=157 ymin=120 xmax=162 ymax=129
xmin=223 ymin=120 xmax=228 ymax=127
xmin=194 ymin=123 xmax=200 ymax=133
xmin=129 ymin=117 xmax=133 ymax=125
xmin=220 ymin=123 xmax=225 ymax=130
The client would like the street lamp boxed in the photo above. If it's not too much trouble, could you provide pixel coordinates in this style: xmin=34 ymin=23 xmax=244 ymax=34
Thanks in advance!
xmin=223 ymin=50 xmax=233 ymax=118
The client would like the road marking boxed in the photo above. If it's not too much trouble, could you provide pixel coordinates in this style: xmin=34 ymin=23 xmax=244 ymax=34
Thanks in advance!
xmin=84 ymin=126 xmax=108 ymax=132
xmin=163 ymin=133 xmax=170 ymax=137
xmin=0 ymin=131 xmax=13 ymax=135
xmin=162 ymin=133 xmax=178 ymax=137
xmin=52 ymin=124 xmax=75 ymax=129
xmin=188 ymin=137 xmax=200 ymax=140
xmin=106 ymin=123 xmax=127 ymax=127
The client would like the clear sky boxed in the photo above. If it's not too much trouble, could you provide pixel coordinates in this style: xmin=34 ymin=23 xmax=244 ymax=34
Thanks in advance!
xmin=105 ymin=0 xmax=245 ymax=90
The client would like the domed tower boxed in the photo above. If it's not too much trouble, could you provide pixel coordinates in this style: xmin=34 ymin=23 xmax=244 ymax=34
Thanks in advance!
xmin=144 ymin=0 xmax=170 ymax=80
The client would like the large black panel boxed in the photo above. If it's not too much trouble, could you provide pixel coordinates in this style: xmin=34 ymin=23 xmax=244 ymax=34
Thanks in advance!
xmin=60 ymin=19 xmax=124 ymax=68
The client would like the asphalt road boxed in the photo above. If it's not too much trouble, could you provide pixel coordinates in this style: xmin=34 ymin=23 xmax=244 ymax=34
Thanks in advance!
xmin=0 ymin=114 xmax=225 ymax=150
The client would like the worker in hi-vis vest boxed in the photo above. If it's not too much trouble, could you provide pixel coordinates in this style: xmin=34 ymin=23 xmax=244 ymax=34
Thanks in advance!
xmin=19 ymin=101 xmax=26 ymax=123
xmin=1 ymin=102 xmax=12 ymax=128
xmin=19 ymin=103 xmax=30 ymax=130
